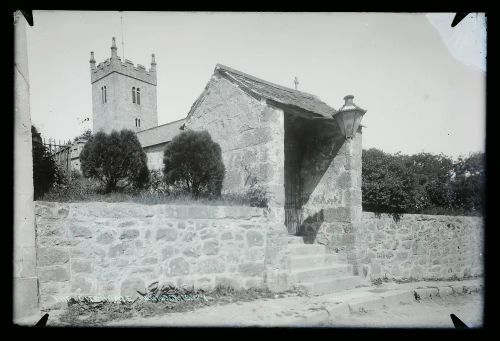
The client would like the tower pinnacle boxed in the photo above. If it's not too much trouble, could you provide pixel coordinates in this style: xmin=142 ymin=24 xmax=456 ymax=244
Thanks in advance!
xmin=151 ymin=53 xmax=156 ymax=72
xmin=89 ymin=51 xmax=96 ymax=70
xmin=111 ymin=37 xmax=118 ymax=59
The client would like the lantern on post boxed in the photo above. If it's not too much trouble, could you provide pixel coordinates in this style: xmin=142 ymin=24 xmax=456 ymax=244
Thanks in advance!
xmin=333 ymin=95 xmax=366 ymax=140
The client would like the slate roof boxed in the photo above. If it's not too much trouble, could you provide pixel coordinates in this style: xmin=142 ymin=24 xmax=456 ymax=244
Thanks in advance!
xmin=138 ymin=64 xmax=338 ymax=148
xmin=136 ymin=118 xmax=186 ymax=148
xmin=213 ymin=64 xmax=337 ymax=118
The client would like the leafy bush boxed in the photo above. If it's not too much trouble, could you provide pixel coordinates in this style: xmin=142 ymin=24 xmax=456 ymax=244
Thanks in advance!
xmin=362 ymin=149 xmax=428 ymax=219
xmin=80 ymin=129 xmax=149 ymax=193
xmin=242 ymin=170 xmax=268 ymax=208
xmin=32 ymin=126 xmax=60 ymax=200
xmin=41 ymin=171 xmax=102 ymax=202
xmin=145 ymin=169 xmax=170 ymax=194
xmin=405 ymin=152 xmax=455 ymax=210
xmin=163 ymin=130 xmax=225 ymax=198
xmin=245 ymin=180 xmax=268 ymax=208
xmin=362 ymin=148 xmax=485 ymax=218
xmin=450 ymin=152 xmax=485 ymax=215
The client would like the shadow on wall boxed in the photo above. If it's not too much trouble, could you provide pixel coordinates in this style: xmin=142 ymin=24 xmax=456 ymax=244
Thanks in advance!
xmin=284 ymin=112 xmax=345 ymax=240
xmin=300 ymin=125 xmax=344 ymax=206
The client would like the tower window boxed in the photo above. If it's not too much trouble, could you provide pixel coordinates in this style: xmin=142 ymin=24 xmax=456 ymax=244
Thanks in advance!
xmin=135 ymin=118 xmax=141 ymax=127
xmin=132 ymin=87 xmax=136 ymax=103
xmin=101 ymin=86 xmax=107 ymax=103
xmin=137 ymin=88 xmax=140 ymax=105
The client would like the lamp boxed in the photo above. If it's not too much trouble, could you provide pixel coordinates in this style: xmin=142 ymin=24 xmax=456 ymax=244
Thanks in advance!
xmin=333 ymin=95 xmax=366 ymax=139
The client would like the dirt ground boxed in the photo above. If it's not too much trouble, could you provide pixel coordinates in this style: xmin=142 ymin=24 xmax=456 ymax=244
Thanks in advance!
xmin=323 ymin=293 xmax=483 ymax=328
xmin=95 ymin=291 xmax=483 ymax=328
xmin=41 ymin=279 xmax=483 ymax=328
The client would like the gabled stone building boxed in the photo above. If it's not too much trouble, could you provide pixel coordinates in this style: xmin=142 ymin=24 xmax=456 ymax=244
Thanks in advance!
xmin=183 ymin=64 xmax=364 ymax=243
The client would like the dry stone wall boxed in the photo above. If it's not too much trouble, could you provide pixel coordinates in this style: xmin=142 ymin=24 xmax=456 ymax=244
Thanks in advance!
xmin=35 ymin=202 xmax=289 ymax=311
xmin=353 ymin=212 xmax=483 ymax=281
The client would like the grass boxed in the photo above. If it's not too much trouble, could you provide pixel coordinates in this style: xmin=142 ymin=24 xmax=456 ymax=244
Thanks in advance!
xmin=53 ymin=285 xmax=305 ymax=326
xmin=371 ymin=274 xmax=482 ymax=286
xmin=40 ymin=176 xmax=259 ymax=207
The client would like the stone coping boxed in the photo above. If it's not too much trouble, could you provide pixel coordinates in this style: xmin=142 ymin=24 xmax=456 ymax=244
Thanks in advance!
xmin=35 ymin=201 xmax=281 ymax=221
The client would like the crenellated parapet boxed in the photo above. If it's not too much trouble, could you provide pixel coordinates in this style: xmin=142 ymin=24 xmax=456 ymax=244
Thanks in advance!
xmin=90 ymin=37 xmax=157 ymax=86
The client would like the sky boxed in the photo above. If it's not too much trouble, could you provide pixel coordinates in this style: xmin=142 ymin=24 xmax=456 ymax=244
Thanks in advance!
xmin=25 ymin=11 xmax=486 ymax=159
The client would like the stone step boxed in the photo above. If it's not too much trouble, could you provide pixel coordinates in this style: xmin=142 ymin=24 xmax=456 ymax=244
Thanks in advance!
xmin=289 ymin=254 xmax=342 ymax=269
xmin=285 ymin=236 xmax=305 ymax=245
xmin=296 ymin=276 xmax=365 ymax=295
xmin=288 ymin=244 xmax=327 ymax=256
xmin=290 ymin=264 xmax=353 ymax=283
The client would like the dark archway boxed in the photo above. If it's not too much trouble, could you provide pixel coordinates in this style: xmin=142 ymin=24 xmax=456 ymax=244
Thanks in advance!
xmin=284 ymin=112 xmax=345 ymax=238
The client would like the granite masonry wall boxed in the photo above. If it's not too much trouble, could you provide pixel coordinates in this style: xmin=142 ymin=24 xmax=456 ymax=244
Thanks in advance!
xmin=184 ymin=75 xmax=285 ymax=208
xmin=34 ymin=202 xmax=483 ymax=311
xmin=300 ymin=131 xmax=364 ymax=275
xmin=348 ymin=212 xmax=483 ymax=281
xmin=35 ymin=202 xmax=289 ymax=311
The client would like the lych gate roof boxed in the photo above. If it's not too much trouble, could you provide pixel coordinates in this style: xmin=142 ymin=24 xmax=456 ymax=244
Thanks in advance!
xmin=136 ymin=118 xmax=186 ymax=148
xmin=214 ymin=64 xmax=337 ymax=118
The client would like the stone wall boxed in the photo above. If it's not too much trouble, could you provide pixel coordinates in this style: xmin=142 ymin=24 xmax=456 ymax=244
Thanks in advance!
xmin=143 ymin=142 xmax=168 ymax=171
xmin=353 ymin=212 xmax=483 ymax=281
xmin=299 ymin=130 xmax=364 ymax=276
xmin=184 ymin=76 xmax=285 ymax=208
xmin=35 ymin=202 xmax=289 ymax=311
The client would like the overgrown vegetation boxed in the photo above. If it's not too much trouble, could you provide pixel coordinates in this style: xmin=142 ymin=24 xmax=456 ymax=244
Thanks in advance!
xmin=42 ymin=169 xmax=253 ymax=206
xmin=80 ymin=129 xmax=150 ymax=193
xmin=55 ymin=284 xmax=304 ymax=326
xmin=362 ymin=149 xmax=485 ymax=220
xmin=242 ymin=164 xmax=269 ymax=208
xmin=163 ymin=130 xmax=225 ymax=198
xmin=32 ymin=125 xmax=64 ymax=200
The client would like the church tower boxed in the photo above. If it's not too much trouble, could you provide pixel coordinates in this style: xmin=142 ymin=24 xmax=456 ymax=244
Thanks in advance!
xmin=90 ymin=37 xmax=158 ymax=134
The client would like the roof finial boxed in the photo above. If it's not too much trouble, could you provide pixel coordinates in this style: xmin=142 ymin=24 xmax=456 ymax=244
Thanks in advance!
xmin=294 ymin=76 xmax=299 ymax=90
xmin=111 ymin=37 xmax=118 ymax=59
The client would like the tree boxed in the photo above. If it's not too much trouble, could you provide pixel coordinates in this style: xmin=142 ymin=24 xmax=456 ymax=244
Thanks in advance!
xmin=450 ymin=152 xmax=485 ymax=215
xmin=362 ymin=148 xmax=485 ymax=217
xmin=362 ymin=148 xmax=428 ymax=218
xmin=32 ymin=125 xmax=59 ymax=200
xmin=73 ymin=129 xmax=92 ymax=142
xmin=80 ymin=129 xmax=149 ymax=193
xmin=163 ymin=130 xmax=225 ymax=197
xmin=406 ymin=152 xmax=455 ymax=209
